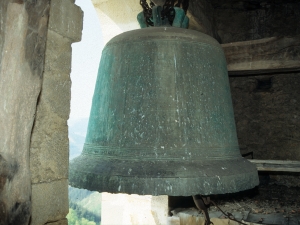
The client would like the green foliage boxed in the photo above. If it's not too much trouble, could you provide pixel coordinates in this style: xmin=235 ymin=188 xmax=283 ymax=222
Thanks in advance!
xmin=66 ymin=208 xmax=78 ymax=225
xmin=67 ymin=208 xmax=98 ymax=225
xmin=69 ymin=201 xmax=101 ymax=223
xmin=68 ymin=186 xmax=101 ymax=225
xmin=80 ymin=218 xmax=96 ymax=225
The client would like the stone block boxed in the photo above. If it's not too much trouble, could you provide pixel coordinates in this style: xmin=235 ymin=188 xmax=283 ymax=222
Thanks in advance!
xmin=29 ymin=72 xmax=70 ymax=183
xmin=30 ymin=108 xmax=68 ymax=184
xmin=37 ymin=72 xmax=71 ymax=120
xmin=30 ymin=122 xmax=69 ymax=183
xmin=48 ymin=0 xmax=83 ymax=42
xmin=44 ymin=30 xmax=72 ymax=75
xmin=101 ymin=193 xmax=168 ymax=225
xmin=45 ymin=218 xmax=68 ymax=225
xmin=30 ymin=71 xmax=70 ymax=183
xmin=30 ymin=30 xmax=71 ymax=184
xmin=31 ymin=180 xmax=69 ymax=225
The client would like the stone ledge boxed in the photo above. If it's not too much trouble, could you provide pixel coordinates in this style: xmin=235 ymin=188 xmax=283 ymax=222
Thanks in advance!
xmin=48 ymin=0 xmax=83 ymax=42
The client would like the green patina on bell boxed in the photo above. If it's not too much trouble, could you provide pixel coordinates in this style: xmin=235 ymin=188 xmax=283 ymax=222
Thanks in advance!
xmin=69 ymin=7 xmax=258 ymax=196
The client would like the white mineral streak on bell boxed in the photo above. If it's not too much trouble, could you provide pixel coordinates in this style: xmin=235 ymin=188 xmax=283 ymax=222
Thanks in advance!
xmin=204 ymin=181 xmax=210 ymax=187
xmin=128 ymin=168 xmax=132 ymax=175
xmin=174 ymin=54 xmax=177 ymax=68
xmin=154 ymin=151 xmax=158 ymax=158
xmin=118 ymin=185 xmax=121 ymax=191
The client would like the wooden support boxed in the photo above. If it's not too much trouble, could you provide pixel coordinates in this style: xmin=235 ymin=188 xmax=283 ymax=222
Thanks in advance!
xmin=249 ymin=159 xmax=300 ymax=172
xmin=222 ymin=35 xmax=300 ymax=76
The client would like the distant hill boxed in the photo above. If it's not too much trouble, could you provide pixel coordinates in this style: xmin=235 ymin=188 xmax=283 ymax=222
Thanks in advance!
xmin=69 ymin=186 xmax=101 ymax=224
xmin=68 ymin=118 xmax=89 ymax=159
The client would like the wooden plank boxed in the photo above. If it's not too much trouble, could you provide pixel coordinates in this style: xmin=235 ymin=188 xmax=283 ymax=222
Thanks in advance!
xmin=249 ymin=159 xmax=300 ymax=172
xmin=222 ymin=35 xmax=300 ymax=75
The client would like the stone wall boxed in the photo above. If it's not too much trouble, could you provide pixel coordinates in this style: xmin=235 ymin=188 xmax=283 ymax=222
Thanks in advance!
xmin=0 ymin=0 xmax=83 ymax=224
xmin=30 ymin=0 xmax=82 ymax=224
xmin=0 ymin=1 xmax=49 ymax=224
xmin=188 ymin=0 xmax=220 ymax=41
xmin=230 ymin=74 xmax=300 ymax=160
xmin=213 ymin=0 xmax=300 ymax=185
xmin=211 ymin=0 xmax=300 ymax=44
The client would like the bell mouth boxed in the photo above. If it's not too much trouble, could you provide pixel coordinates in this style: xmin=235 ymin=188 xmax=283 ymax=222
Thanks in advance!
xmin=69 ymin=155 xmax=259 ymax=196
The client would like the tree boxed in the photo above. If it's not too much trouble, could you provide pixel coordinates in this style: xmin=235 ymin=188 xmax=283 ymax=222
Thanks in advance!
xmin=80 ymin=218 xmax=96 ymax=225
xmin=67 ymin=208 xmax=78 ymax=225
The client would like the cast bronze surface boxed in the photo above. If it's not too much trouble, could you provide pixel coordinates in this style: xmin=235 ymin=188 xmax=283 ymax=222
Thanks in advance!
xmin=69 ymin=27 xmax=259 ymax=196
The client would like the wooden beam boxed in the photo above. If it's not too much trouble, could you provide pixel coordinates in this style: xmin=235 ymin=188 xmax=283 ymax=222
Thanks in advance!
xmin=222 ymin=35 xmax=300 ymax=76
xmin=249 ymin=159 xmax=300 ymax=172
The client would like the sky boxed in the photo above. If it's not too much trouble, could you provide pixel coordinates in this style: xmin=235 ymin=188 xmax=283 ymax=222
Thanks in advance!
xmin=69 ymin=0 xmax=104 ymax=125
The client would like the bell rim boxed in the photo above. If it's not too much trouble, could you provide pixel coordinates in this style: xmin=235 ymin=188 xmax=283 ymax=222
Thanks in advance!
xmin=69 ymin=155 xmax=259 ymax=196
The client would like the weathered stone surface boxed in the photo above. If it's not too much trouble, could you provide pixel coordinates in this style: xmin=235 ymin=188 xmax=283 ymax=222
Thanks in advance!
xmin=270 ymin=174 xmax=300 ymax=187
xmin=44 ymin=30 xmax=72 ymax=75
xmin=188 ymin=0 xmax=220 ymax=41
xmin=48 ymin=0 xmax=83 ymax=42
xmin=45 ymin=218 xmax=68 ymax=225
xmin=30 ymin=12 xmax=72 ymax=186
xmin=222 ymin=35 xmax=300 ymax=75
xmin=31 ymin=180 xmax=69 ymax=225
xmin=101 ymin=193 xmax=168 ymax=225
xmin=0 ymin=0 xmax=49 ymax=224
xmin=211 ymin=0 xmax=300 ymax=43
xmin=230 ymin=73 xmax=300 ymax=161
xmin=29 ymin=0 xmax=82 ymax=223
xmin=0 ymin=1 xmax=8 ymax=61
xmin=30 ymin=120 xmax=69 ymax=184
xmin=25 ymin=0 xmax=50 ymax=77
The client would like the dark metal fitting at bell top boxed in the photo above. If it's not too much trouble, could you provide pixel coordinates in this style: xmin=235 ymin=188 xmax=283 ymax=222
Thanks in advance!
xmin=69 ymin=23 xmax=259 ymax=196
xmin=138 ymin=6 xmax=189 ymax=28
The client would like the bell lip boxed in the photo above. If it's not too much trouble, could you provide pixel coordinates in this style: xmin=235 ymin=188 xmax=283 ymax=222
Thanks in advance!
xmin=69 ymin=155 xmax=259 ymax=196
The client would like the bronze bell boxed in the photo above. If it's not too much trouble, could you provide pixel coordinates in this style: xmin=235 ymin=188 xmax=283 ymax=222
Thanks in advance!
xmin=69 ymin=7 xmax=258 ymax=196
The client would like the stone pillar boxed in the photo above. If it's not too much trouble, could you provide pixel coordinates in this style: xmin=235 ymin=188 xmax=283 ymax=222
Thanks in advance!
xmin=0 ymin=1 xmax=49 ymax=224
xmin=29 ymin=0 xmax=83 ymax=224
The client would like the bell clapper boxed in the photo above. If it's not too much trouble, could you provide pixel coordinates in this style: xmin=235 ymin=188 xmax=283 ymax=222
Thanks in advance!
xmin=192 ymin=195 xmax=212 ymax=225
xmin=192 ymin=195 xmax=249 ymax=225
